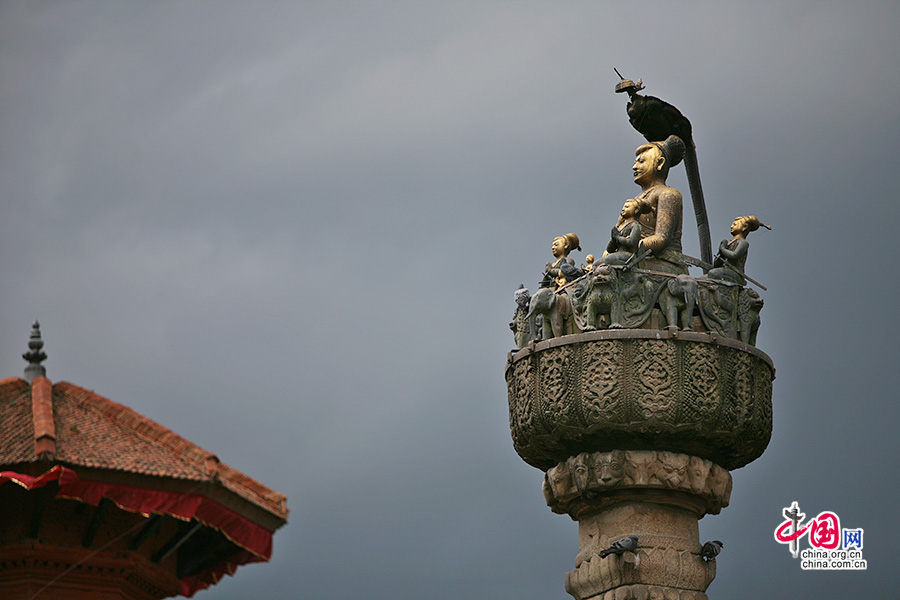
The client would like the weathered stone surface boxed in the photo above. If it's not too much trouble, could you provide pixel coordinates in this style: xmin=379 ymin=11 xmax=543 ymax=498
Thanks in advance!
xmin=506 ymin=330 xmax=773 ymax=471
xmin=564 ymin=500 xmax=716 ymax=600
xmin=544 ymin=451 xmax=732 ymax=517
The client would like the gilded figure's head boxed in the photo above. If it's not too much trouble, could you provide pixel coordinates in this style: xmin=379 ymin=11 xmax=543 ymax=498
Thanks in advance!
xmin=633 ymin=144 xmax=664 ymax=185
xmin=551 ymin=233 xmax=581 ymax=258
xmin=730 ymin=215 xmax=770 ymax=237
xmin=621 ymin=198 xmax=652 ymax=219
xmin=634 ymin=135 xmax=685 ymax=185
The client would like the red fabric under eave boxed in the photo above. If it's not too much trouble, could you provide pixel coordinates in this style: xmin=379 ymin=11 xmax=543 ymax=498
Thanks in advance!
xmin=1 ymin=466 xmax=275 ymax=597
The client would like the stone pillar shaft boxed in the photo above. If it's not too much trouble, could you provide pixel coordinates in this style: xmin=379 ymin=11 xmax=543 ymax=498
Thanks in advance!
xmin=567 ymin=499 xmax=714 ymax=600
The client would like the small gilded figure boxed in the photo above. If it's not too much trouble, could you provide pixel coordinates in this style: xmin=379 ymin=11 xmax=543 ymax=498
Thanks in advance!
xmin=541 ymin=233 xmax=581 ymax=289
xmin=581 ymin=254 xmax=595 ymax=274
xmin=708 ymin=216 xmax=770 ymax=285
xmin=602 ymin=197 xmax=652 ymax=266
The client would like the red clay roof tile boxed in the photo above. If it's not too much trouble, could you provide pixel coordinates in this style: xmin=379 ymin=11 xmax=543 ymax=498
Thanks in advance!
xmin=0 ymin=378 xmax=287 ymax=522
xmin=0 ymin=378 xmax=35 ymax=464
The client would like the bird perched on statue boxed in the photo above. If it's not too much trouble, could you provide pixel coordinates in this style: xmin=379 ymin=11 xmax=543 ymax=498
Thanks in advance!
xmin=614 ymin=68 xmax=693 ymax=148
xmin=701 ymin=540 xmax=723 ymax=561
xmin=600 ymin=535 xmax=638 ymax=558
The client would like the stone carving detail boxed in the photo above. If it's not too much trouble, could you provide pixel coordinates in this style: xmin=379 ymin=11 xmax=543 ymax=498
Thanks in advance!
xmin=582 ymin=342 xmax=624 ymax=424
xmin=511 ymin=212 xmax=770 ymax=346
xmin=545 ymin=461 xmax=579 ymax=507
xmin=526 ymin=286 xmax=569 ymax=342
xmin=553 ymin=450 xmax=630 ymax=500
xmin=518 ymin=264 xmax=766 ymax=346
xmin=545 ymin=450 xmax=732 ymax=516
xmin=539 ymin=345 xmax=578 ymax=429
xmin=624 ymin=450 xmax=660 ymax=487
xmin=731 ymin=351 xmax=753 ymax=424
xmin=568 ymin=453 xmax=594 ymax=493
xmin=567 ymin=583 xmax=710 ymax=600
xmin=755 ymin=360 xmax=774 ymax=434
xmin=507 ymin=357 xmax=534 ymax=450
xmin=737 ymin=288 xmax=763 ymax=345
xmin=506 ymin=332 xmax=774 ymax=471
xmin=633 ymin=341 xmax=677 ymax=421
xmin=592 ymin=450 xmax=626 ymax=489
xmin=687 ymin=456 xmax=711 ymax=495
xmin=509 ymin=285 xmax=531 ymax=350
xmin=656 ymin=451 xmax=690 ymax=489
xmin=567 ymin=541 xmax=715 ymax=600
xmin=681 ymin=342 xmax=719 ymax=424
xmin=707 ymin=464 xmax=732 ymax=501
xmin=564 ymin=503 xmax=719 ymax=599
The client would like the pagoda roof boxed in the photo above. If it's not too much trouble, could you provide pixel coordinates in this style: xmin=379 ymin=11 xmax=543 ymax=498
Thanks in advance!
xmin=0 ymin=322 xmax=289 ymax=596
xmin=0 ymin=373 xmax=289 ymax=596
xmin=0 ymin=375 xmax=288 ymax=523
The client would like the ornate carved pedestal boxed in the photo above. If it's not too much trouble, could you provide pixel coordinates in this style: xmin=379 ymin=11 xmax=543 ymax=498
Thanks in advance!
xmin=506 ymin=329 xmax=774 ymax=599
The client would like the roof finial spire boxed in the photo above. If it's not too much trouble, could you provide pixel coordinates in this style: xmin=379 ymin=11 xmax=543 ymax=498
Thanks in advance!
xmin=23 ymin=320 xmax=48 ymax=383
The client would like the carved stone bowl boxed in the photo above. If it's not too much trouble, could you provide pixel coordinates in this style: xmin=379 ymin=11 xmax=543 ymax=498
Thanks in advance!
xmin=506 ymin=329 xmax=774 ymax=472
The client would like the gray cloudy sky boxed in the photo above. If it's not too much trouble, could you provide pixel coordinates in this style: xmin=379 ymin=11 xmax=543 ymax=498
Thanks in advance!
xmin=2 ymin=1 xmax=898 ymax=598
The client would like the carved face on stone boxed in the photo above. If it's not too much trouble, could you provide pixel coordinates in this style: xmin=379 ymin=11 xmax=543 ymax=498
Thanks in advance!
xmin=689 ymin=456 xmax=712 ymax=494
xmin=567 ymin=453 xmax=593 ymax=492
xmin=592 ymin=450 xmax=625 ymax=488
xmin=709 ymin=466 xmax=732 ymax=501
xmin=746 ymin=288 xmax=764 ymax=311
xmin=514 ymin=288 xmax=530 ymax=308
xmin=624 ymin=450 xmax=659 ymax=486
xmin=657 ymin=452 xmax=690 ymax=488
xmin=547 ymin=462 xmax=577 ymax=502
xmin=542 ymin=475 xmax=556 ymax=506
xmin=633 ymin=145 xmax=663 ymax=186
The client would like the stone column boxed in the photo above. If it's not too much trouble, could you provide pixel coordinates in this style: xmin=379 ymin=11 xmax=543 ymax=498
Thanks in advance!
xmin=506 ymin=330 xmax=773 ymax=599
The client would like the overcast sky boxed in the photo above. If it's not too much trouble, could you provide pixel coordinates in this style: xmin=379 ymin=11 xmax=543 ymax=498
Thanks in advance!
xmin=2 ymin=1 xmax=898 ymax=598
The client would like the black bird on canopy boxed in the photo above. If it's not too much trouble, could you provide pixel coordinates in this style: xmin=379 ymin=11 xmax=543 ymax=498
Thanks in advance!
xmin=614 ymin=69 xmax=712 ymax=267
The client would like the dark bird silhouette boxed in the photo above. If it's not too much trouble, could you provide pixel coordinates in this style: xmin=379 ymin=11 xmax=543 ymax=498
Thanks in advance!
xmin=622 ymin=94 xmax=693 ymax=149
xmin=600 ymin=535 xmax=638 ymax=558
xmin=614 ymin=69 xmax=712 ymax=267
xmin=701 ymin=540 xmax=724 ymax=561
